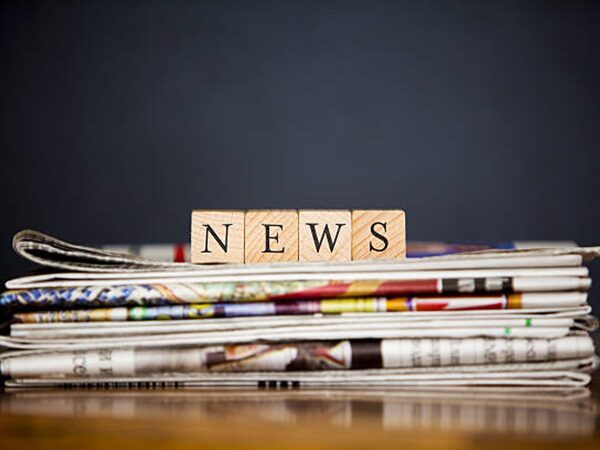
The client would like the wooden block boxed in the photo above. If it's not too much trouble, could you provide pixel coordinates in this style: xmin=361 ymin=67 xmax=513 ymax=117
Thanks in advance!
xmin=191 ymin=210 xmax=245 ymax=263
xmin=351 ymin=210 xmax=406 ymax=260
xmin=245 ymin=210 xmax=299 ymax=263
xmin=299 ymin=210 xmax=351 ymax=261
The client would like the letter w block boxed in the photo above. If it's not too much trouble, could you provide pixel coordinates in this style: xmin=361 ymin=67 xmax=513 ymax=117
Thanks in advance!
xmin=299 ymin=210 xmax=351 ymax=261
xmin=191 ymin=211 xmax=245 ymax=263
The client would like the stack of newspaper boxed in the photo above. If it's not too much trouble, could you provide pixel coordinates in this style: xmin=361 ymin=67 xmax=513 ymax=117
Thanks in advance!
xmin=0 ymin=230 xmax=597 ymax=388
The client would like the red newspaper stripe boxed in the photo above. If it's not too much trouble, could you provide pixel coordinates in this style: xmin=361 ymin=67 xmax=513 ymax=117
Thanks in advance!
xmin=174 ymin=244 xmax=186 ymax=263
xmin=374 ymin=280 xmax=439 ymax=296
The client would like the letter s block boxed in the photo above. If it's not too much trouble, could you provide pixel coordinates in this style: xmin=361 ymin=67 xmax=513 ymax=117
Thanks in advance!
xmin=191 ymin=210 xmax=245 ymax=263
xmin=245 ymin=210 xmax=299 ymax=263
xmin=351 ymin=210 xmax=405 ymax=260
xmin=299 ymin=210 xmax=351 ymax=262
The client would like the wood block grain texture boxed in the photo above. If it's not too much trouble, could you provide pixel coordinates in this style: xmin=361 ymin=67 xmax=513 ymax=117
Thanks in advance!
xmin=351 ymin=210 xmax=405 ymax=260
xmin=191 ymin=210 xmax=245 ymax=263
xmin=245 ymin=210 xmax=299 ymax=263
xmin=299 ymin=210 xmax=351 ymax=261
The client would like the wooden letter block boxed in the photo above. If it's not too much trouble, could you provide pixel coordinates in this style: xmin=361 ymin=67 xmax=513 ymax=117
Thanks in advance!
xmin=245 ymin=210 xmax=299 ymax=263
xmin=191 ymin=210 xmax=245 ymax=263
xmin=351 ymin=210 xmax=406 ymax=260
xmin=299 ymin=210 xmax=351 ymax=261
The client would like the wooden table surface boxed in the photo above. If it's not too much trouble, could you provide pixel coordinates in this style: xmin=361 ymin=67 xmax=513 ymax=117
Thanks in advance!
xmin=1 ymin=373 xmax=599 ymax=450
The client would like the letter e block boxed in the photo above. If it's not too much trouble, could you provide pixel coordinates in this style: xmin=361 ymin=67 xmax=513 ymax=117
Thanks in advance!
xmin=351 ymin=210 xmax=405 ymax=260
xmin=245 ymin=210 xmax=299 ymax=263
xmin=299 ymin=210 xmax=351 ymax=261
xmin=191 ymin=210 xmax=245 ymax=263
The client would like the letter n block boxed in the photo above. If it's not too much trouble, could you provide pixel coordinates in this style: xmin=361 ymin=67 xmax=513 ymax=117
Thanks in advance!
xmin=299 ymin=210 xmax=351 ymax=261
xmin=191 ymin=210 xmax=245 ymax=263
xmin=245 ymin=210 xmax=299 ymax=263
xmin=351 ymin=210 xmax=406 ymax=260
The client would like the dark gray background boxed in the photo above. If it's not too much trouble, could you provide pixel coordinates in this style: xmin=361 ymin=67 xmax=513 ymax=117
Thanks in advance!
xmin=1 ymin=1 xmax=599 ymax=304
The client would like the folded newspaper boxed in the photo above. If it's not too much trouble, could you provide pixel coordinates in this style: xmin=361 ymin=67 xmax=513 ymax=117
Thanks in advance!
xmin=1 ymin=230 xmax=598 ymax=388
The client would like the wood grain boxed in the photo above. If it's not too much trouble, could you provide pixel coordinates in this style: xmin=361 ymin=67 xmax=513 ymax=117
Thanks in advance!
xmin=1 ymin=384 xmax=599 ymax=450
xmin=245 ymin=210 xmax=299 ymax=263
xmin=191 ymin=210 xmax=245 ymax=263
xmin=298 ymin=210 xmax=351 ymax=261
xmin=351 ymin=210 xmax=406 ymax=260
